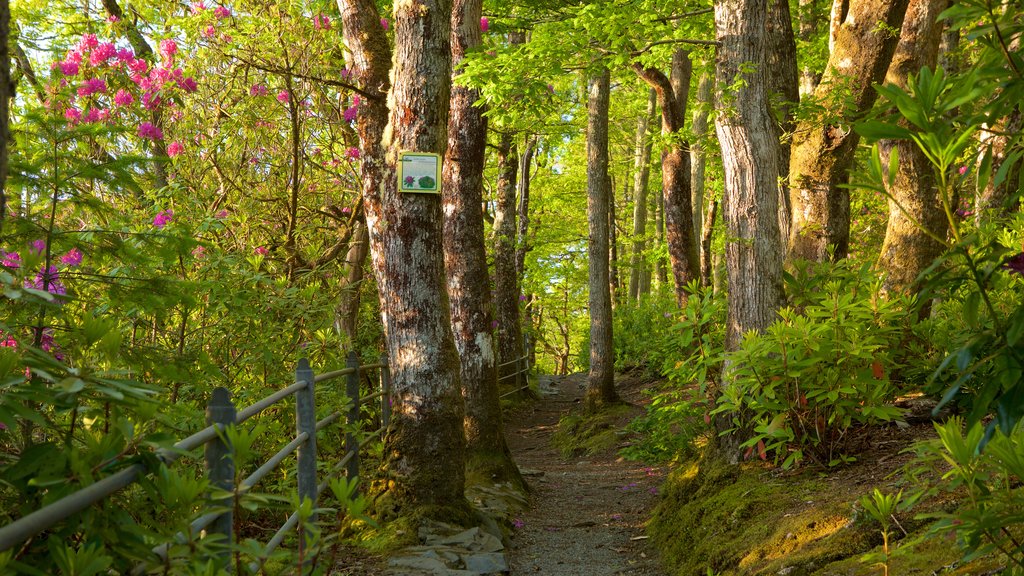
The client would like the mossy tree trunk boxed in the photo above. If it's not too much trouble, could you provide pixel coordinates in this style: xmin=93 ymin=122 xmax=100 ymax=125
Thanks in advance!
xmin=586 ymin=67 xmax=619 ymax=411
xmin=767 ymin=0 xmax=800 ymax=249
xmin=442 ymin=0 xmax=523 ymax=488
xmin=691 ymin=75 xmax=712 ymax=259
xmin=876 ymin=0 xmax=947 ymax=296
xmin=787 ymin=0 xmax=909 ymax=262
xmin=340 ymin=0 xmax=469 ymax=517
xmin=628 ymin=88 xmax=657 ymax=302
xmin=633 ymin=50 xmax=699 ymax=308
xmin=493 ymin=131 xmax=525 ymax=389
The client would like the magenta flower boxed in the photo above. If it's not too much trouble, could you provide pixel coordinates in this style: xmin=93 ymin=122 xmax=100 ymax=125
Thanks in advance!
xmin=26 ymin=266 xmax=66 ymax=296
xmin=1 ymin=251 xmax=21 ymax=268
xmin=341 ymin=206 xmax=351 ymax=214
xmin=65 ymin=108 xmax=82 ymax=123
xmin=178 ymin=76 xmax=198 ymax=93
xmin=512 ymin=518 xmax=524 ymax=529
xmin=1004 ymin=253 xmax=1024 ymax=276
xmin=343 ymin=105 xmax=357 ymax=122
xmin=167 ymin=141 xmax=184 ymax=157
xmin=191 ymin=1 xmax=207 ymax=13
xmin=78 ymin=77 xmax=108 ymax=97
xmin=254 ymin=246 xmax=269 ymax=256
xmin=314 ymin=14 xmax=331 ymax=30
xmin=128 ymin=58 xmax=148 ymax=75
xmin=480 ymin=16 xmax=489 ymax=32
xmin=191 ymin=245 xmax=206 ymax=258
xmin=213 ymin=6 xmax=231 ymax=18
xmin=202 ymin=25 xmax=217 ymax=38
xmin=89 ymin=42 xmax=117 ymax=65
xmin=83 ymin=108 xmax=104 ymax=123
xmin=250 ymin=84 xmax=268 ymax=97
xmin=116 ymin=48 xmax=135 ymax=62
xmin=277 ymin=90 xmax=289 ymax=103
xmin=107 ymin=14 xmax=119 ymax=22
xmin=346 ymin=147 xmax=360 ymax=159
xmin=78 ymin=34 xmax=99 ymax=51
xmin=215 ymin=209 xmax=229 ymax=219
xmin=958 ymin=165 xmax=968 ymax=175
xmin=60 ymin=248 xmax=83 ymax=267
xmin=380 ymin=18 xmax=389 ymax=30
xmin=58 ymin=60 xmax=80 ymax=76
xmin=153 ymin=209 xmax=174 ymax=229
xmin=404 ymin=175 xmax=415 ymax=186
xmin=30 ymin=240 xmax=46 ymax=255
xmin=114 ymin=88 xmax=134 ymax=107
xmin=138 ymin=121 xmax=164 ymax=140
xmin=159 ymin=39 xmax=178 ymax=61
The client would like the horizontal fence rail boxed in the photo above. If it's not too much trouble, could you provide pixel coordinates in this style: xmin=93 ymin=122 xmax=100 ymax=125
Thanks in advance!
xmin=0 ymin=351 xmax=392 ymax=573
xmin=498 ymin=353 xmax=533 ymax=398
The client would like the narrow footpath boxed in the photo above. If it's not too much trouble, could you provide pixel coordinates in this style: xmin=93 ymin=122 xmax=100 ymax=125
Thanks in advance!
xmin=505 ymin=373 xmax=667 ymax=576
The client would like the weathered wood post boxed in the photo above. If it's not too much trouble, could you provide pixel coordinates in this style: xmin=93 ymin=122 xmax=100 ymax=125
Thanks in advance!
xmin=345 ymin=351 xmax=361 ymax=483
xmin=294 ymin=358 xmax=317 ymax=541
xmin=205 ymin=387 xmax=236 ymax=569
xmin=379 ymin=353 xmax=391 ymax=428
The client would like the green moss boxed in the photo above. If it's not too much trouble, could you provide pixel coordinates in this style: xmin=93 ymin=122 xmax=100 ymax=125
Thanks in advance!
xmin=552 ymin=403 xmax=634 ymax=458
xmin=648 ymin=449 xmax=1010 ymax=576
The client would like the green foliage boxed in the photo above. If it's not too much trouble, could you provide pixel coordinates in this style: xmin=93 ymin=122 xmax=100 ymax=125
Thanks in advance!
xmin=905 ymin=418 xmax=1024 ymax=572
xmin=714 ymin=260 xmax=910 ymax=468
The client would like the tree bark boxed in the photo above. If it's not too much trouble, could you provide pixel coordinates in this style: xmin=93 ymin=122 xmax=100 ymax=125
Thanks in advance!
xmin=700 ymin=200 xmax=719 ymax=288
xmin=442 ymin=0 xmax=522 ymax=487
xmin=628 ymin=88 xmax=657 ymax=301
xmin=876 ymin=0 xmax=947 ymax=295
xmin=691 ymin=74 xmax=712 ymax=256
xmin=515 ymin=138 xmax=535 ymax=281
xmin=493 ymin=132 xmax=525 ymax=389
xmin=586 ymin=67 xmax=618 ymax=411
xmin=787 ymin=0 xmax=909 ymax=262
xmin=0 ymin=0 xmax=9 ymax=225
xmin=336 ymin=219 xmax=370 ymax=350
xmin=341 ymin=0 xmax=469 ymax=518
xmin=715 ymin=0 xmax=786 ymax=353
xmin=609 ymin=177 xmax=620 ymax=302
xmin=798 ymin=0 xmax=822 ymax=96
xmin=633 ymin=50 xmax=699 ymax=307
xmin=767 ymin=0 xmax=800 ymax=248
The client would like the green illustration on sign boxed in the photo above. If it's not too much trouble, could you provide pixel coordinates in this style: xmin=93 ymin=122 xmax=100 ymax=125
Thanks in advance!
xmin=398 ymin=152 xmax=441 ymax=193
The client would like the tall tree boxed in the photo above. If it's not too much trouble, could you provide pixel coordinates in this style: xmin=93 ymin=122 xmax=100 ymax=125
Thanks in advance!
xmin=585 ymin=66 xmax=618 ymax=411
xmin=442 ymin=0 xmax=522 ymax=486
xmin=633 ymin=50 xmax=700 ymax=307
xmin=340 ymin=0 xmax=469 ymax=517
xmin=0 ymin=0 xmax=9 ymax=225
xmin=690 ymin=75 xmax=712 ymax=254
xmin=628 ymin=88 xmax=657 ymax=301
xmin=787 ymin=0 xmax=909 ymax=261
xmin=876 ymin=0 xmax=947 ymax=295
xmin=766 ymin=0 xmax=800 ymax=247
xmin=493 ymin=131 xmax=525 ymax=388
xmin=714 ymin=0 xmax=786 ymax=353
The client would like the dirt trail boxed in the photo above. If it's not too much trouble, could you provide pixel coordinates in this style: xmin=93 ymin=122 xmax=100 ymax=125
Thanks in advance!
xmin=504 ymin=373 xmax=667 ymax=576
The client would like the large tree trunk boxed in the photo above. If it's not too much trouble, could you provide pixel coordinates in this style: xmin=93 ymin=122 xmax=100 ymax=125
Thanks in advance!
xmin=336 ymin=220 xmax=370 ymax=350
xmin=340 ymin=0 xmax=469 ymax=518
xmin=442 ymin=0 xmax=522 ymax=488
xmin=715 ymin=0 xmax=786 ymax=354
xmin=609 ymin=178 xmax=620 ymax=303
xmin=767 ymin=0 xmax=800 ymax=248
xmin=515 ymin=138 xmax=535 ymax=281
xmin=787 ymin=0 xmax=909 ymax=262
xmin=586 ymin=67 xmax=619 ymax=411
xmin=633 ymin=50 xmax=699 ymax=307
xmin=0 ymin=0 xmax=9 ymax=225
xmin=876 ymin=0 xmax=947 ymax=295
xmin=628 ymin=89 xmax=657 ymax=301
xmin=691 ymin=75 xmax=712 ymax=253
xmin=493 ymin=132 xmax=525 ymax=389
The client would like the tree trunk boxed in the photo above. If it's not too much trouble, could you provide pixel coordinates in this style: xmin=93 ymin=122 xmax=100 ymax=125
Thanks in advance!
xmin=691 ymin=75 xmax=712 ymax=253
xmin=767 ymin=0 xmax=800 ymax=248
xmin=586 ymin=67 xmax=618 ymax=411
xmin=493 ymin=132 xmax=524 ymax=389
xmin=798 ymin=0 xmax=822 ymax=96
xmin=715 ymin=0 xmax=786 ymax=353
xmin=787 ymin=0 xmax=909 ymax=262
xmin=876 ymin=0 xmax=947 ymax=295
xmin=700 ymin=200 xmax=719 ymax=288
xmin=633 ymin=50 xmax=699 ymax=307
xmin=0 ymin=0 xmax=9 ymax=225
xmin=515 ymin=138 xmax=535 ymax=281
xmin=654 ymin=184 xmax=668 ymax=289
xmin=609 ymin=178 xmax=620 ymax=303
xmin=336 ymin=219 xmax=370 ymax=350
xmin=442 ymin=0 xmax=522 ymax=488
xmin=628 ymin=88 xmax=657 ymax=301
xmin=340 ymin=0 xmax=469 ymax=519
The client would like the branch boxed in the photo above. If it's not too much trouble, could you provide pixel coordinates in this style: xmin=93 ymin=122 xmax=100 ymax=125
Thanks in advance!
xmin=632 ymin=38 xmax=719 ymax=58
xmin=652 ymin=7 xmax=714 ymax=23
xmin=231 ymin=53 xmax=379 ymax=102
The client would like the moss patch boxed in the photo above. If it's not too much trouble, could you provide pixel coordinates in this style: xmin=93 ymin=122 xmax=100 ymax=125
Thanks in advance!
xmin=648 ymin=449 xmax=1009 ymax=576
xmin=552 ymin=403 xmax=634 ymax=458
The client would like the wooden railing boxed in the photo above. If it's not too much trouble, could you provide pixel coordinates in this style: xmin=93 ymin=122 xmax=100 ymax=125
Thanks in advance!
xmin=0 ymin=351 xmax=391 ymax=572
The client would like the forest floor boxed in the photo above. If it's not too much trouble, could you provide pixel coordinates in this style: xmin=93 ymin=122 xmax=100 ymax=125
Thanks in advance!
xmin=504 ymin=372 xmax=666 ymax=576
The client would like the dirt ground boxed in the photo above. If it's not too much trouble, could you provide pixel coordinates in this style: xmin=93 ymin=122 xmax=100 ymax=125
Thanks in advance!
xmin=504 ymin=372 xmax=667 ymax=576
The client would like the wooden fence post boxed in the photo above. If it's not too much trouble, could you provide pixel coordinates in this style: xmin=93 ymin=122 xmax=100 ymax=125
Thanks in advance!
xmin=295 ymin=358 xmax=317 ymax=539
xmin=379 ymin=353 xmax=391 ymax=428
xmin=345 ymin=352 xmax=361 ymax=484
xmin=205 ymin=387 xmax=236 ymax=569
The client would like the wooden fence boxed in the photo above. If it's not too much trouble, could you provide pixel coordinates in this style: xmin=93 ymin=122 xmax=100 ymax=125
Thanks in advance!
xmin=0 ymin=349 xmax=533 ymax=571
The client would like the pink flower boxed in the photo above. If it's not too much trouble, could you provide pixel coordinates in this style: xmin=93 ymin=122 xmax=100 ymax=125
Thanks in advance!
xmin=958 ymin=165 xmax=968 ymax=175
xmin=83 ymin=108 xmax=103 ymax=123
xmin=89 ymin=42 xmax=117 ymax=65
xmin=341 ymin=206 xmax=351 ymax=214
xmin=58 ymin=60 xmax=80 ymax=76
xmin=380 ymin=18 xmax=389 ymax=30
xmin=215 ymin=209 xmax=229 ymax=219
xmin=78 ymin=77 xmax=108 ymax=97
xmin=159 ymin=39 xmax=178 ymax=61
xmin=314 ymin=14 xmax=331 ymax=30
xmin=191 ymin=245 xmax=206 ymax=258
xmin=65 ymin=108 xmax=82 ymax=123
xmin=346 ymin=147 xmax=360 ymax=159
xmin=1 ymin=251 xmax=21 ymax=268
xmin=167 ymin=141 xmax=184 ymax=157
xmin=116 ymin=48 xmax=135 ymax=62
xmin=254 ymin=246 xmax=269 ymax=255
xmin=177 ymin=76 xmax=198 ymax=92
xmin=128 ymin=58 xmax=148 ymax=75
xmin=60 ymin=248 xmax=83 ymax=267
xmin=277 ymin=90 xmax=289 ymax=103
xmin=78 ymin=34 xmax=99 ymax=51
xmin=138 ymin=122 xmax=164 ymax=140
xmin=202 ymin=25 xmax=217 ymax=38
xmin=480 ymin=16 xmax=489 ymax=32
xmin=153 ymin=209 xmax=174 ymax=229
xmin=221 ymin=34 xmax=232 ymax=43
xmin=30 ymin=240 xmax=46 ymax=255
xmin=107 ymin=14 xmax=119 ymax=23
xmin=113 ymin=88 xmax=134 ymax=107
xmin=250 ymin=84 xmax=268 ymax=96
xmin=26 ymin=266 xmax=66 ymax=296
xmin=343 ymin=105 xmax=357 ymax=122
xmin=191 ymin=1 xmax=207 ymax=13
xmin=213 ymin=6 xmax=231 ymax=18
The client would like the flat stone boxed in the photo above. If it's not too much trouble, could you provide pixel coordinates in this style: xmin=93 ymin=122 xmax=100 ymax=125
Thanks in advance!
xmin=388 ymin=555 xmax=450 ymax=572
xmin=462 ymin=552 xmax=509 ymax=574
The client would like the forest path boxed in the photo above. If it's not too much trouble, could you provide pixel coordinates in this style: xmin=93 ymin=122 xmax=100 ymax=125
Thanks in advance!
xmin=504 ymin=373 xmax=667 ymax=576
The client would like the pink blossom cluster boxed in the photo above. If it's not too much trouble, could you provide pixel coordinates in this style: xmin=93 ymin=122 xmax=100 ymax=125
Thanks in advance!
xmin=153 ymin=209 xmax=174 ymax=228
xmin=314 ymin=13 xmax=331 ymax=30
xmin=343 ymin=95 xmax=360 ymax=122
